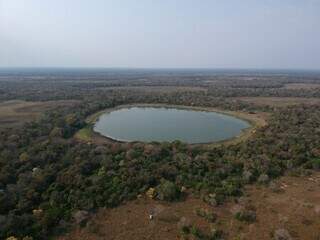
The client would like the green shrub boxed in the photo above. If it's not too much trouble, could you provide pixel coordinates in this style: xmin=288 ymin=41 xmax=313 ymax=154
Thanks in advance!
xmin=234 ymin=209 xmax=256 ymax=223
xmin=311 ymin=158 xmax=320 ymax=170
xmin=190 ymin=226 xmax=204 ymax=239
xmin=156 ymin=180 xmax=180 ymax=201
xmin=209 ymin=228 xmax=224 ymax=240
xmin=195 ymin=208 xmax=217 ymax=223
xmin=180 ymin=225 xmax=190 ymax=235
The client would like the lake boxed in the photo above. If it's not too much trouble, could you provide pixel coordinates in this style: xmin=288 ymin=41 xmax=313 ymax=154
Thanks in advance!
xmin=94 ymin=107 xmax=250 ymax=144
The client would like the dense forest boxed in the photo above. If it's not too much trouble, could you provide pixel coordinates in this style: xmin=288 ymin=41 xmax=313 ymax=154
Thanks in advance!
xmin=0 ymin=70 xmax=320 ymax=239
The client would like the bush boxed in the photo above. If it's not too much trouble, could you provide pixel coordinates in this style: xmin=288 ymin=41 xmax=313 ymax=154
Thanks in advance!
xmin=190 ymin=226 xmax=204 ymax=239
xmin=180 ymin=225 xmax=190 ymax=235
xmin=195 ymin=208 xmax=217 ymax=223
xmin=257 ymin=174 xmax=270 ymax=184
xmin=180 ymin=224 xmax=223 ymax=240
xmin=311 ymin=158 xmax=320 ymax=170
xmin=209 ymin=228 xmax=224 ymax=240
xmin=156 ymin=180 xmax=180 ymax=201
xmin=234 ymin=209 xmax=256 ymax=223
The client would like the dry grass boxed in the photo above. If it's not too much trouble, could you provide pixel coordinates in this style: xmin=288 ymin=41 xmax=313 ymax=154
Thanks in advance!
xmin=283 ymin=83 xmax=320 ymax=90
xmin=234 ymin=97 xmax=320 ymax=107
xmin=74 ymin=127 xmax=93 ymax=142
xmin=100 ymin=86 xmax=208 ymax=93
xmin=0 ymin=100 xmax=79 ymax=128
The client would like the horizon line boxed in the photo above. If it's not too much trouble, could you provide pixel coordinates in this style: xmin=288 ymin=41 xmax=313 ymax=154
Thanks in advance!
xmin=0 ymin=66 xmax=320 ymax=72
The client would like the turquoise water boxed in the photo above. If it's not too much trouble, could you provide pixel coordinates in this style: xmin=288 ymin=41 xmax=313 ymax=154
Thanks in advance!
xmin=94 ymin=107 xmax=250 ymax=144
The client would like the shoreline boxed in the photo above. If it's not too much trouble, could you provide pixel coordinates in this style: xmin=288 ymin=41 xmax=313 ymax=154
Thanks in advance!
xmin=78 ymin=103 xmax=268 ymax=147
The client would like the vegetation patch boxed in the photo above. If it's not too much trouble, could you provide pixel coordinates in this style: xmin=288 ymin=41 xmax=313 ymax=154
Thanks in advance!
xmin=74 ymin=127 xmax=93 ymax=142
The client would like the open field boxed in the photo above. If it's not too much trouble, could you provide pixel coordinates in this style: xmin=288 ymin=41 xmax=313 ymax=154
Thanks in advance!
xmin=283 ymin=83 xmax=320 ymax=90
xmin=59 ymin=171 xmax=320 ymax=240
xmin=234 ymin=97 xmax=320 ymax=107
xmin=74 ymin=127 xmax=93 ymax=142
xmin=0 ymin=100 xmax=80 ymax=128
xmin=100 ymin=86 xmax=208 ymax=93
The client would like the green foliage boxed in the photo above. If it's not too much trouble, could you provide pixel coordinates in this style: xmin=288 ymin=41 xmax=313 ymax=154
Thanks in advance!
xmin=156 ymin=180 xmax=180 ymax=201
xmin=234 ymin=210 xmax=256 ymax=223
xmin=195 ymin=208 xmax=217 ymax=223
xmin=75 ymin=127 xmax=92 ymax=141
xmin=190 ymin=226 xmax=204 ymax=239
xmin=181 ymin=225 xmax=223 ymax=240
xmin=19 ymin=152 xmax=29 ymax=162
xmin=180 ymin=225 xmax=191 ymax=235
xmin=311 ymin=158 xmax=320 ymax=170
xmin=209 ymin=228 xmax=224 ymax=240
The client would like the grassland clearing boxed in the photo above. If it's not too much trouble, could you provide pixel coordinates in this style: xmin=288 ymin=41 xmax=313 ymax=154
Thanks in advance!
xmin=0 ymin=100 xmax=80 ymax=128
xmin=234 ymin=97 xmax=320 ymax=107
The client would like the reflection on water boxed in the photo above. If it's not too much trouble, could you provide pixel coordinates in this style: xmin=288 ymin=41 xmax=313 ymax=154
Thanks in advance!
xmin=94 ymin=107 xmax=250 ymax=144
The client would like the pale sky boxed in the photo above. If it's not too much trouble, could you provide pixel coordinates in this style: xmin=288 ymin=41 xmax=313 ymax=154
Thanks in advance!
xmin=0 ymin=0 xmax=320 ymax=69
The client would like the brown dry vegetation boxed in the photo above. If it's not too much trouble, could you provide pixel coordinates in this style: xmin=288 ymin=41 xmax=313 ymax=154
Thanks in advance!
xmin=103 ymin=86 xmax=208 ymax=93
xmin=59 ymin=172 xmax=320 ymax=240
xmin=234 ymin=97 xmax=320 ymax=107
xmin=0 ymin=100 xmax=80 ymax=128
xmin=283 ymin=83 xmax=320 ymax=90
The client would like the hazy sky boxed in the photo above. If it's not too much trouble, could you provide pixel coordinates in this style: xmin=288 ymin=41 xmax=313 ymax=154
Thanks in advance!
xmin=1 ymin=0 xmax=320 ymax=69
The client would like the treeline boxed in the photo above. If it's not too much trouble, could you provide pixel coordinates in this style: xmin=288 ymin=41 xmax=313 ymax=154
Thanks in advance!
xmin=207 ymin=86 xmax=320 ymax=98
xmin=1 ymin=72 xmax=320 ymax=102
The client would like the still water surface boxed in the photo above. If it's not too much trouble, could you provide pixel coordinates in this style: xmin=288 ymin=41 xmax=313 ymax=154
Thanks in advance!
xmin=94 ymin=107 xmax=250 ymax=144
